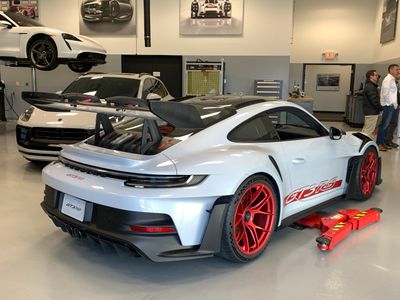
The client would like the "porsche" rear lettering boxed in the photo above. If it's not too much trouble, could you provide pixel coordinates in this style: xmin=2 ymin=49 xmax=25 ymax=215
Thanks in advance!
xmin=284 ymin=177 xmax=342 ymax=205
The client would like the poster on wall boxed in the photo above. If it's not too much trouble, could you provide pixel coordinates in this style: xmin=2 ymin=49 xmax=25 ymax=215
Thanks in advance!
xmin=79 ymin=0 xmax=136 ymax=36
xmin=316 ymin=74 xmax=340 ymax=91
xmin=0 ymin=0 xmax=38 ymax=19
xmin=180 ymin=0 xmax=244 ymax=35
xmin=380 ymin=0 xmax=398 ymax=43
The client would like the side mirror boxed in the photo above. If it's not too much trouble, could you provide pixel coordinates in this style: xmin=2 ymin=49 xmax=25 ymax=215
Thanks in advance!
xmin=146 ymin=93 xmax=162 ymax=101
xmin=0 ymin=20 xmax=12 ymax=29
xmin=329 ymin=127 xmax=343 ymax=140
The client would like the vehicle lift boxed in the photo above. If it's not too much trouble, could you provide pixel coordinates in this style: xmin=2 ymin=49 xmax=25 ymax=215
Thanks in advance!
xmin=293 ymin=208 xmax=383 ymax=251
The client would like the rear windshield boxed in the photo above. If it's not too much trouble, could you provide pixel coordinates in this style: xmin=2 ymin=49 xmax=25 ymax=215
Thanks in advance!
xmin=63 ymin=76 xmax=141 ymax=100
xmin=115 ymin=101 xmax=236 ymax=137
xmin=85 ymin=99 xmax=237 ymax=154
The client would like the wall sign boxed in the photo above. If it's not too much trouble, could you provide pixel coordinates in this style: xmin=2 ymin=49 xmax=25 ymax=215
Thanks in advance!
xmin=79 ymin=0 xmax=136 ymax=36
xmin=380 ymin=0 xmax=398 ymax=44
xmin=0 ymin=0 xmax=38 ymax=19
xmin=316 ymin=74 xmax=340 ymax=91
xmin=180 ymin=0 xmax=244 ymax=35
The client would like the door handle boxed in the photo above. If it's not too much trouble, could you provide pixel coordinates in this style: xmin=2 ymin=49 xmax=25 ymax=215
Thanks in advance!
xmin=292 ymin=158 xmax=305 ymax=164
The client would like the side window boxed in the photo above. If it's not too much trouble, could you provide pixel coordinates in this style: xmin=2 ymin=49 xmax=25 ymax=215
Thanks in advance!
xmin=141 ymin=78 xmax=168 ymax=99
xmin=267 ymin=108 xmax=327 ymax=141
xmin=228 ymin=114 xmax=280 ymax=142
xmin=141 ymin=78 xmax=155 ymax=99
xmin=151 ymin=79 xmax=168 ymax=98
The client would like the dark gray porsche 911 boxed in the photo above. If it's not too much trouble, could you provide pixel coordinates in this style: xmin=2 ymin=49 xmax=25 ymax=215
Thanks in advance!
xmin=81 ymin=0 xmax=134 ymax=22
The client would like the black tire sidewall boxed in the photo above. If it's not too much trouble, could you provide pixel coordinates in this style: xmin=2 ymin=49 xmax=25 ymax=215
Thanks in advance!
xmin=68 ymin=63 xmax=93 ymax=73
xmin=29 ymin=38 xmax=58 ymax=70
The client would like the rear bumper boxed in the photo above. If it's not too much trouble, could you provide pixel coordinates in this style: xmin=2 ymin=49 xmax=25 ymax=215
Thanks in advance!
xmin=41 ymin=185 xmax=228 ymax=262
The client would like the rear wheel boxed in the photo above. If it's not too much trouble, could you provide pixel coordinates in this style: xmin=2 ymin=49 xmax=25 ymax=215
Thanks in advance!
xmin=68 ymin=63 xmax=93 ymax=73
xmin=220 ymin=175 xmax=278 ymax=262
xmin=28 ymin=38 xmax=58 ymax=71
xmin=353 ymin=146 xmax=379 ymax=200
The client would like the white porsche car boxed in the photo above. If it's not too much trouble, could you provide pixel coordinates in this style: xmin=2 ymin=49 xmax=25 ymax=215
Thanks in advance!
xmin=0 ymin=11 xmax=106 ymax=72
xmin=16 ymin=73 xmax=173 ymax=161
xmin=22 ymin=93 xmax=382 ymax=263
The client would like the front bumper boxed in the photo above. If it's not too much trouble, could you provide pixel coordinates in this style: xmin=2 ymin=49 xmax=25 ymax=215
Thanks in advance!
xmin=16 ymin=125 xmax=95 ymax=161
xmin=41 ymin=185 xmax=228 ymax=262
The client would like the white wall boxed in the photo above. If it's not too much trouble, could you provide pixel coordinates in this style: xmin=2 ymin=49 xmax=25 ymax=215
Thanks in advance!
xmin=38 ymin=0 xmax=293 ymax=56
xmin=137 ymin=0 xmax=293 ymax=55
xmin=291 ymin=0 xmax=378 ymax=63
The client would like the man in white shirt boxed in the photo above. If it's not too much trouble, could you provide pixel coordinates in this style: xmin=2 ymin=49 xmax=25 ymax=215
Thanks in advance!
xmin=376 ymin=64 xmax=400 ymax=151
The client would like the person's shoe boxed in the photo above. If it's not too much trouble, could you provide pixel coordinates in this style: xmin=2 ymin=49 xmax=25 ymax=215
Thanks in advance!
xmin=379 ymin=144 xmax=388 ymax=151
xmin=383 ymin=144 xmax=392 ymax=149
xmin=388 ymin=142 xmax=399 ymax=148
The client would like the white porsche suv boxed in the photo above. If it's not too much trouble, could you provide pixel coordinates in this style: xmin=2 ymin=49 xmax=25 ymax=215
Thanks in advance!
xmin=16 ymin=73 xmax=173 ymax=161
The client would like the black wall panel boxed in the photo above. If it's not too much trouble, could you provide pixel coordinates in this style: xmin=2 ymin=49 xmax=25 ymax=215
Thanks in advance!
xmin=121 ymin=55 xmax=182 ymax=98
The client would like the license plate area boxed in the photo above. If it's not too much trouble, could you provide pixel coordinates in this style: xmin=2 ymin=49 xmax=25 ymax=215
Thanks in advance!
xmin=61 ymin=194 xmax=92 ymax=222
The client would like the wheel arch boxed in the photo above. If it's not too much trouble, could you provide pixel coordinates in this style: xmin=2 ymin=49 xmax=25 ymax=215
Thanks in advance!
xmin=26 ymin=33 xmax=57 ymax=58
xmin=215 ymin=171 xmax=284 ymax=228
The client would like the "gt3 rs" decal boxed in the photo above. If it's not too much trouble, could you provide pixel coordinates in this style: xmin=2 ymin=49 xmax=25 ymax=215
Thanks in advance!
xmin=284 ymin=177 xmax=343 ymax=205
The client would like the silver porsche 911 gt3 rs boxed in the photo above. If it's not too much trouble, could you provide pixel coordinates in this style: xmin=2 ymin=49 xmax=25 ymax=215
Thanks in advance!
xmin=22 ymin=93 xmax=382 ymax=263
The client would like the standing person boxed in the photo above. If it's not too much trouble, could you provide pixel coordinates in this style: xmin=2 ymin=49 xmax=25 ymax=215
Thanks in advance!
xmin=361 ymin=70 xmax=382 ymax=138
xmin=384 ymin=77 xmax=400 ymax=148
xmin=376 ymin=64 xmax=400 ymax=151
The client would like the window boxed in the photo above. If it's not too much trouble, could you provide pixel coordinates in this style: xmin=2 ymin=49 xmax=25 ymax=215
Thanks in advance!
xmin=142 ymin=79 xmax=168 ymax=99
xmin=228 ymin=114 xmax=280 ymax=142
xmin=63 ymin=77 xmax=141 ymax=100
xmin=267 ymin=108 xmax=328 ymax=141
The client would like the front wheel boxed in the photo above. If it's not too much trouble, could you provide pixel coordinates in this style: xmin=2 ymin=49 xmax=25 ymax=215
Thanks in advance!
xmin=28 ymin=38 xmax=58 ymax=71
xmin=354 ymin=146 xmax=379 ymax=200
xmin=68 ymin=63 xmax=93 ymax=73
xmin=219 ymin=175 xmax=278 ymax=262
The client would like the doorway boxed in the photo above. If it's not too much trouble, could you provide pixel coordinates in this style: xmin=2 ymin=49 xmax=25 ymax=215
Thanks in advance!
xmin=122 ymin=55 xmax=183 ymax=98
xmin=303 ymin=64 xmax=355 ymax=113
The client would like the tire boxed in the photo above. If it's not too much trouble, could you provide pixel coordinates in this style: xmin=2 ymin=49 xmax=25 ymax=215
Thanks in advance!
xmin=28 ymin=38 xmax=58 ymax=71
xmin=219 ymin=175 xmax=278 ymax=262
xmin=68 ymin=63 xmax=93 ymax=73
xmin=353 ymin=146 xmax=379 ymax=201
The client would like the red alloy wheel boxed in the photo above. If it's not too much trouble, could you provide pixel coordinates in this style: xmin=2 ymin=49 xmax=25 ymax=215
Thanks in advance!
xmin=360 ymin=151 xmax=378 ymax=196
xmin=233 ymin=183 xmax=276 ymax=255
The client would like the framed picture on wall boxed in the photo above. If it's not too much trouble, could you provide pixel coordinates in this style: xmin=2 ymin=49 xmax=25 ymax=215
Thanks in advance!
xmin=0 ymin=0 xmax=39 ymax=19
xmin=316 ymin=74 xmax=340 ymax=91
xmin=180 ymin=0 xmax=244 ymax=35
xmin=79 ymin=0 xmax=136 ymax=36
xmin=380 ymin=0 xmax=398 ymax=44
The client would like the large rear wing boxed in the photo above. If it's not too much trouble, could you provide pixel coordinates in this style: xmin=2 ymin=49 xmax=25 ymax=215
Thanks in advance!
xmin=21 ymin=91 xmax=205 ymax=154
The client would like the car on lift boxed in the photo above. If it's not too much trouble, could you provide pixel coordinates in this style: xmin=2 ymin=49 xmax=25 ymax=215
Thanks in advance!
xmin=22 ymin=93 xmax=382 ymax=262
xmin=16 ymin=73 xmax=173 ymax=161
xmin=191 ymin=0 xmax=232 ymax=19
xmin=0 ymin=11 xmax=106 ymax=73
xmin=81 ymin=0 xmax=134 ymax=22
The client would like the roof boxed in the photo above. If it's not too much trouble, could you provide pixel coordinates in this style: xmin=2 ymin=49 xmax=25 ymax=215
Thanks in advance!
xmin=79 ymin=72 xmax=154 ymax=80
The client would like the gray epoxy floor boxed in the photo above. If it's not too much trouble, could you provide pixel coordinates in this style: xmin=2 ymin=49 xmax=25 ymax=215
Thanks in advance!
xmin=1 ymin=121 xmax=400 ymax=300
